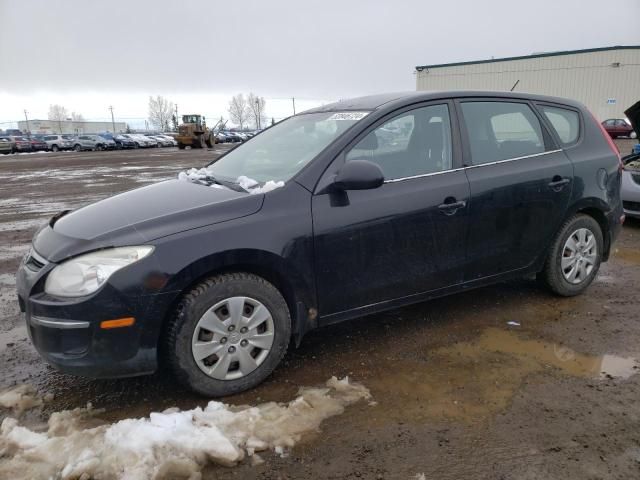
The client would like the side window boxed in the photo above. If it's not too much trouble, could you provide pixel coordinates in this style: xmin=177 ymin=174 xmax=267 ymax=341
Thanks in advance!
xmin=460 ymin=101 xmax=545 ymax=164
xmin=603 ymin=119 xmax=615 ymax=126
xmin=345 ymin=104 xmax=453 ymax=180
xmin=540 ymin=106 xmax=580 ymax=145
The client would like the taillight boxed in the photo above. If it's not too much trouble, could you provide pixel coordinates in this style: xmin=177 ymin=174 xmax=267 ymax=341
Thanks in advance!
xmin=589 ymin=110 xmax=622 ymax=171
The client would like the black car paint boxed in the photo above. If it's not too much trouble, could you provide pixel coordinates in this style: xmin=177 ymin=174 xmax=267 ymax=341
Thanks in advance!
xmin=16 ymin=91 xmax=623 ymax=378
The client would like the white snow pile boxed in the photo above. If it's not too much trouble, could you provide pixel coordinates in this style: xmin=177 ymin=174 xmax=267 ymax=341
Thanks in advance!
xmin=0 ymin=385 xmax=50 ymax=413
xmin=0 ymin=376 xmax=370 ymax=480
xmin=177 ymin=169 xmax=284 ymax=194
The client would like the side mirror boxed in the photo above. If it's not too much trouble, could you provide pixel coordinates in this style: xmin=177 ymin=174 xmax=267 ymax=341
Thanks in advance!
xmin=331 ymin=160 xmax=384 ymax=191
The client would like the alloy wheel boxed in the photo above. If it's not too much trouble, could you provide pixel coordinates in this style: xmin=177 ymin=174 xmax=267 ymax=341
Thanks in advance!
xmin=561 ymin=228 xmax=597 ymax=284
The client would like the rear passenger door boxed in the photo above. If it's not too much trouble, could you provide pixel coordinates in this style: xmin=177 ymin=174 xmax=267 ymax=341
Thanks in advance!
xmin=457 ymin=99 xmax=573 ymax=281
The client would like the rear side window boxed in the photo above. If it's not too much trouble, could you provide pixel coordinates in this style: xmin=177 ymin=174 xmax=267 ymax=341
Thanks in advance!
xmin=540 ymin=106 xmax=580 ymax=145
xmin=460 ymin=101 xmax=545 ymax=165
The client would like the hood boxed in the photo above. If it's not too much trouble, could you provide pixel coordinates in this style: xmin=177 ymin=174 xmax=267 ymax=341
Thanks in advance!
xmin=624 ymin=100 xmax=640 ymax=137
xmin=38 ymin=180 xmax=262 ymax=262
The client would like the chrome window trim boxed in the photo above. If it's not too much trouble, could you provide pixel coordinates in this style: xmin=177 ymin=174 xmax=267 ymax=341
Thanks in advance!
xmin=30 ymin=315 xmax=90 ymax=329
xmin=384 ymin=167 xmax=465 ymax=183
xmin=382 ymin=149 xmax=562 ymax=184
xmin=464 ymin=149 xmax=563 ymax=170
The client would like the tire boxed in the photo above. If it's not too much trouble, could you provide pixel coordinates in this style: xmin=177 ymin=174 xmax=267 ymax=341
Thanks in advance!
xmin=74 ymin=144 xmax=82 ymax=152
xmin=164 ymin=273 xmax=291 ymax=397
xmin=631 ymin=131 xmax=638 ymax=139
xmin=540 ymin=214 xmax=603 ymax=296
xmin=178 ymin=143 xmax=186 ymax=150
xmin=52 ymin=145 xmax=59 ymax=152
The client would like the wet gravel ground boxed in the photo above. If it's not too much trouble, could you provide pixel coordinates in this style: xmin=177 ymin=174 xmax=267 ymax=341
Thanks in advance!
xmin=1 ymin=143 xmax=640 ymax=479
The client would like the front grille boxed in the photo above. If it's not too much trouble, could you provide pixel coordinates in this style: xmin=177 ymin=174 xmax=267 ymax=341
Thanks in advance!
xmin=623 ymin=201 xmax=640 ymax=212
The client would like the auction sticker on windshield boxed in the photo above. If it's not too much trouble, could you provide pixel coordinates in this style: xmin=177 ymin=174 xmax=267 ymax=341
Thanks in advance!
xmin=328 ymin=112 xmax=370 ymax=121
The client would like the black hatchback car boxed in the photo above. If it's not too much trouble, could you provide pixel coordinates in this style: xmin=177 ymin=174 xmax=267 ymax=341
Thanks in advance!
xmin=17 ymin=91 xmax=624 ymax=396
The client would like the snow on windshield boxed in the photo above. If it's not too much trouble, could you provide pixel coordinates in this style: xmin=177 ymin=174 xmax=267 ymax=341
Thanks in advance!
xmin=0 ymin=377 xmax=370 ymax=479
xmin=178 ymin=168 xmax=285 ymax=194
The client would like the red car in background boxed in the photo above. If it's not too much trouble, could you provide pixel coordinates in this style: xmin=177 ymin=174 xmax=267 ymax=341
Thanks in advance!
xmin=28 ymin=136 xmax=48 ymax=152
xmin=601 ymin=118 xmax=637 ymax=139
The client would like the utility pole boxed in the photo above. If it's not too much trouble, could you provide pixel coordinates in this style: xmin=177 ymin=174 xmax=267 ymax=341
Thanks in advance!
xmin=292 ymin=97 xmax=296 ymax=115
xmin=23 ymin=109 xmax=31 ymax=138
xmin=255 ymin=99 xmax=261 ymax=130
xmin=109 ymin=105 xmax=116 ymax=133
xmin=175 ymin=104 xmax=179 ymax=124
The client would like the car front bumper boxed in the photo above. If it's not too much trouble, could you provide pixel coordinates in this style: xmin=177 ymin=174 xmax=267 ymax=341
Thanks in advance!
xmin=15 ymin=249 xmax=175 ymax=378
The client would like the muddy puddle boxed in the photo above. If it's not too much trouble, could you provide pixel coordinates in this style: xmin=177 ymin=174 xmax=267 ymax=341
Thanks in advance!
xmin=361 ymin=327 xmax=638 ymax=424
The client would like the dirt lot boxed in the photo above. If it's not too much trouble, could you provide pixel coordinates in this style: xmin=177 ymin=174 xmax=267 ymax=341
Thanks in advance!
xmin=1 ymin=143 xmax=640 ymax=479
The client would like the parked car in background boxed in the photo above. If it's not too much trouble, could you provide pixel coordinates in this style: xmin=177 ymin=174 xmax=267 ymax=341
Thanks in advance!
xmin=114 ymin=134 xmax=137 ymax=149
xmin=96 ymin=135 xmax=117 ymax=150
xmin=41 ymin=134 xmax=75 ymax=151
xmin=602 ymin=118 xmax=637 ymax=139
xmin=27 ymin=137 xmax=49 ymax=152
xmin=16 ymin=91 xmax=624 ymax=397
xmin=157 ymin=134 xmax=178 ymax=146
xmin=126 ymin=134 xmax=157 ymax=148
xmin=222 ymin=131 xmax=242 ymax=143
xmin=145 ymin=134 xmax=173 ymax=147
xmin=99 ymin=133 xmax=134 ymax=149
xmin=8 ymin=136 xmax=32 ymax=153
xmin=215 ymin=132 xmax=227 ymax=143
xmin=621 ymin=101 xmax=640 ymax=218
xmin=71 ymin=135 xmax=107 ymax=152
xmin=0 ymin=137 xmax=12 ymax=154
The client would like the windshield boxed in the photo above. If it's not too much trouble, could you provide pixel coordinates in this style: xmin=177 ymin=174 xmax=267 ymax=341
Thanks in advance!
xmin=206 ymin=111 xmax=368 ymax=184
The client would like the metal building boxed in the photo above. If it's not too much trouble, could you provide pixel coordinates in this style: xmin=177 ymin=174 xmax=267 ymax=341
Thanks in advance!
xmin=415 ymin=46 xmax=640 ymax=121
xmin=16 ymin=119 xmax=127 ymax=135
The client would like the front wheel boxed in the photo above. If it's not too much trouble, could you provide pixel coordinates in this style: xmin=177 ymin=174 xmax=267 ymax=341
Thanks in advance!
xmin=74 ymin=144 xmax=82 ymax=152
xmin=164 ymin=273 xmax=291 ymax=397
xmin=540 ymin=214 xmax=603 ymax=296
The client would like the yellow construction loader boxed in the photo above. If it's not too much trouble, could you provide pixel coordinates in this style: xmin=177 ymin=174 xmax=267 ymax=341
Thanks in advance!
xmin=176 ymin=114 xmax=216 ymax=149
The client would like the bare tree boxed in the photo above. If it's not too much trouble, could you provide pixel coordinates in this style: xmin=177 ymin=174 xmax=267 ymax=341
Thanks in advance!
xmin=228 ymin=94 xmax=249 ymax=129
xmin=247 ymin=93 xmax=266 ymax=130
xmin=48 ymin=104 xmax=68 ymax=133
xmin=148 ymin=95 xmax=174 ymax=131
xmin=71 ymin=112 xmax=85 ymax=122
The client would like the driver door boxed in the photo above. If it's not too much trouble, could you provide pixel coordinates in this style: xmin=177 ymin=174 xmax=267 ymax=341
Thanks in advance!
xmin=311 ymin=102 xmax=471 ymax=319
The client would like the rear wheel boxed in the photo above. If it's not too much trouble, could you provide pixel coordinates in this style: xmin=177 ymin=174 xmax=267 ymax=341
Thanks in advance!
xmin=541 ymin=214 xmax=603 ymax=296
xmin=178 ymin=143 xmax=186 ymax=150
xmin=51 ymin=145 xmax=59 ymax=152
xmin=164 ymin=273 xmax=291 ymax=397
xmin=74 ymin=144 xmax=82 ymax=152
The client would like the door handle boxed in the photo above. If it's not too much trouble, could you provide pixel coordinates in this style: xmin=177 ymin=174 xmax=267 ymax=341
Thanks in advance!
xmin=548 ymin=176 xmax=571 ymax=190
xmin=438 ymin=199 xmax=466 ymax=215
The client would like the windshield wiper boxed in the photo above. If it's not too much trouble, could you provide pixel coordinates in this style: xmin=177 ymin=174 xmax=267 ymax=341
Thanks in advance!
xmin=199 ymin=175 xmax=248 ymax=193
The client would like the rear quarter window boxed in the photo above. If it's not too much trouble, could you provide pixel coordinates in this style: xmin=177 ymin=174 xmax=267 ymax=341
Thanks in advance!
xmin=540 ymin=106 xmax=580 ymax=146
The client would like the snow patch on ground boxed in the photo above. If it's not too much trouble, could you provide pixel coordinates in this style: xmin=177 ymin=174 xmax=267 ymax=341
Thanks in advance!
xmin=0 ymin=377 xmax=370 ymax=479
xmin=0 ymin=385 xmax=50 ymax=413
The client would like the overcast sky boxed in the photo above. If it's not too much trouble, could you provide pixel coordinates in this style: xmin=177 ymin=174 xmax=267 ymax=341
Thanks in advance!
xmin=1 ymin=0 xmax=638 ymax=127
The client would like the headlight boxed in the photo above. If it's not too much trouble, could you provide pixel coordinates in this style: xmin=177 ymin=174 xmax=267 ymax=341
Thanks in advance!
xmin=44 ymin=246 xmax=154 ymax=297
